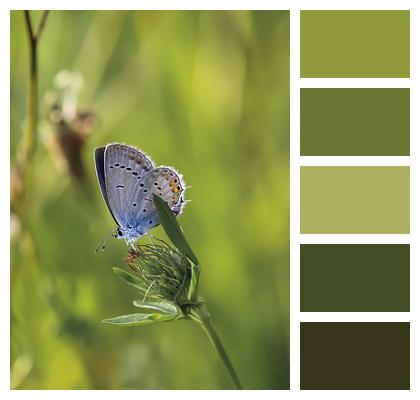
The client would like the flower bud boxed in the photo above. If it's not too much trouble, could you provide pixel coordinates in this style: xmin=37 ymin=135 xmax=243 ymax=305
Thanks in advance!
xmin=124 ymin=242 xmax=193 ymax=306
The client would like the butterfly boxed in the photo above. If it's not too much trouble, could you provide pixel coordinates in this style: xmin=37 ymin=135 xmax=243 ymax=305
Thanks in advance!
xmin=94 ymin=143 xmax=187 ymax=248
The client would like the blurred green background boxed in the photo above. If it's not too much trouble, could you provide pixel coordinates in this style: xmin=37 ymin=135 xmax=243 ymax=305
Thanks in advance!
xmin=10 ymin=10 xmax=289 ymax=389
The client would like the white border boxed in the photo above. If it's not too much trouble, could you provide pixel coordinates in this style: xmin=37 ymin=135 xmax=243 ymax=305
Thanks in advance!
xmin=409 ymin=3 xmax=418 ymax=393
xmin=2 ymin=2 xmax=11 ymax=399
xmin=290 ymin=7 xmax=300 ymax=391
xmin=300 ymin=234 xmax=411 ymax=244
xmin=300 ymin=78 xmax=411 ymax=88
xmin=300 ymin=156 xmax=410 ymax=166
xmin=300 ymin=313 xmax=411 ymax=322
xmin=2 ymin=0 xmax=418 ymax=11
xmin=2 ymin=1 xmax=419 ymax=399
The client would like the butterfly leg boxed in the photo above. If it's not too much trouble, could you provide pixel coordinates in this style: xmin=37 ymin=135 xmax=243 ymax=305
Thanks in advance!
xmin=124 ymin=236 xmax=137 ymax=250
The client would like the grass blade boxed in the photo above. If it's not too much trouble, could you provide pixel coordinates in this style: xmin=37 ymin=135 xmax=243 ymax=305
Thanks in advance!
xmin=112 ymin=267 xmax=143 ymax=291
xmin=132 ymin=300 xmax=180 ymax=316
xmin=188 ymin=264 xmax=200 ymax=301
xmin=153 ymin=194 xmax=199 ymax=265
xmin=102 ymin=312 xmax=176 ymax=326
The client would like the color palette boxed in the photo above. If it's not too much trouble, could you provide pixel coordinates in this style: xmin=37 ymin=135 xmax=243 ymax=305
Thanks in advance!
xmin=300 ymin=166 xmax=410 ymax=234
xmin=300 ymin=244 xmax=410 ymax=312
xmin=300 ymin=88 xmax=410 ymax=156
xmin=299 ymin=9 xmax=411 ymax=391
xmin=300 ymin=322 xmax=410 ymax=390
xmin=300 ymin=10 xmax=410 ymax=77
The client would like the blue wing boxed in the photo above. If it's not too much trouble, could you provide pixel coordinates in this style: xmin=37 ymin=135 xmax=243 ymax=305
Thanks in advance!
xmin=94 ymin=146 xmax=119 ymax=225
xmin=125 ymin=166 xmax=187 ymax=233
xmin=103 ymin=144 xmax=154 ymax=229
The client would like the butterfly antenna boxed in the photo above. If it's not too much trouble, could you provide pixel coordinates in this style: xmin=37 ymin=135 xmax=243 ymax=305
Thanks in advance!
xmin=95 ymin=228 xmax=118 ymax=253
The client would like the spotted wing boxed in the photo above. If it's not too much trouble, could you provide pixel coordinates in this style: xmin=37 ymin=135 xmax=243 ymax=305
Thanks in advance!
xmin=103 ymin=143 xmax=154 ymax=228
xmin=125 ymin=166 xmax=187 ymax=232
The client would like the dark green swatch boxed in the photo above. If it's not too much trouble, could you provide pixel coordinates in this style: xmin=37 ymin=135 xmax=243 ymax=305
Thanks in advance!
xmin=300 ymin=322 xmax=410 ymax=390
xmin=301 ymin=10 xmax=410 ymax=77
xmin=300 ymin=89 xmax=410 ymax=156
xmin=300 ymin=244 xmax=410 ymax=312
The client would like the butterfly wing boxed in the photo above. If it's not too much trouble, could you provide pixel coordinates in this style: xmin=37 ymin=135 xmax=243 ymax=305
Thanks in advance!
xmin=94 ymin=146 xmax=119 ymax=225
xmin=125 ymin=166 xmax=187 ymax=233
xmin=102 ymin=144 xmax=154 ymax=228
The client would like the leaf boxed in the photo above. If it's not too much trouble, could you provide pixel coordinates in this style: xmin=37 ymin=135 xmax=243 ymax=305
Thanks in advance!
xmin=188 ymin=264 xmax=200 ymax=302
xmin=132 ymin=300 xmax=180 ymax=316
xmin=112 ymin=267 xmax=143 ymax=291
xmin=153 ymin=194 xmax=199 ymax=265
xmin=102 ymin=312 xmax=176 ymax=326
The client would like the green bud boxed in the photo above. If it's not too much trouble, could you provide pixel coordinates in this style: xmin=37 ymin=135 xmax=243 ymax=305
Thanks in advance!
xmin=123 ymin=242 xmax=196 ymax=306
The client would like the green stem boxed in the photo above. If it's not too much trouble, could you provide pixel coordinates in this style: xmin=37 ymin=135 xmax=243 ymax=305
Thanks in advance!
xmin=199 ymin=319 xmax=243 ymax=390
xmin=13 ymin=11 xmax=49 ymax=210
xmin=189 ymin=305 xmax=243 ymax=389
xmin=20 ymin=15 xmax=37 ymax=168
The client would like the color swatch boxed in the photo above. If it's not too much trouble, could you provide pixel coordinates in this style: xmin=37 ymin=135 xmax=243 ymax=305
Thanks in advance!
xmin=300 ymin=10 xmax=410 ymax=77
xmin=299 ymin=9 xmax=411 ymax=391
xmin=300 ymin=166 xmax=410 ymax=234
xmin=300 ymin=322 xmax=410 ymax=390
xmin=300 ymin=88 xmax=410 ymax=156
xmin=300 ymin=244 xmax=410 ymax=312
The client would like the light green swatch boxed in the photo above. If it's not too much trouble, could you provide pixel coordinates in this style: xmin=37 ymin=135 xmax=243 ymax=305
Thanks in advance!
xmin=301 ymin=10 xmax=410 ymax=78
xmin=301 ymin=167 xmax=410 ymax=234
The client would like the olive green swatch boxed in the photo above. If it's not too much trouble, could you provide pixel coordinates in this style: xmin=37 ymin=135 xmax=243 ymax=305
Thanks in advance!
xmin=301 ymin=89 xmax=410 ymax=156
xmin=300 ymin=167 xmax=410 ymax=234
xmin=300 ymin=244 xmax=410 ymax=312
xmin=300 ymin=322 xmax=410 ymax=389
xmin=300 ymin=10 xmax=410 ymax=77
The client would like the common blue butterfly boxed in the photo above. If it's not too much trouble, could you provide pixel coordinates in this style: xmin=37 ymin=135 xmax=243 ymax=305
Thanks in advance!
xmin=94 ymin=143 xmax=186 ymax=247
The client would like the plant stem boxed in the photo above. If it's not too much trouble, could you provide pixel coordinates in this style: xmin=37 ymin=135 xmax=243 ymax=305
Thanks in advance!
xmin=198 ymin=319 xmax=243 ymax=390
xmin=188 ymin=304 xmax=243 ymax=389
xmin=12 ymin=11 xmax=49 ymax=210
xmin=20 ymin=12 xmax=38 ymax=168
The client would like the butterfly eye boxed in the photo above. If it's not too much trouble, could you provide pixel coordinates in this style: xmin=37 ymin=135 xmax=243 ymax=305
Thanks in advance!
xmin=117 ymin=229 xmax=123 ymax=237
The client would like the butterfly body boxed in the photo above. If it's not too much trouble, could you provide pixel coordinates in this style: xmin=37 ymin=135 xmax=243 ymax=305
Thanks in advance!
xmin=94 ymin=143 xmax=186 ymax=246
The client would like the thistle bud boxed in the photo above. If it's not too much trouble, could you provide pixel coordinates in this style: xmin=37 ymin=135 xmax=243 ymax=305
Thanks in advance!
xmin=123 ymin=243 xmax=193 ymax=306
